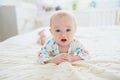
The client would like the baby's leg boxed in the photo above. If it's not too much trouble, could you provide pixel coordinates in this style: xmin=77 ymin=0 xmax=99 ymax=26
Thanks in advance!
xmin=37 ymin=29 xmax=47 ymax=45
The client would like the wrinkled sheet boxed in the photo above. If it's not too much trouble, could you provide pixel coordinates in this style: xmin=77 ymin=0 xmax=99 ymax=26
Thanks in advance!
xmin=0 ymin=26 xmax=120 ymax=80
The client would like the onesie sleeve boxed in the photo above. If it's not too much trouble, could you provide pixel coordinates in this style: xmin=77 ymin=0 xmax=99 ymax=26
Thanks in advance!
xmin=37 ymin=39 xmax=53 ymax=64
xmin=74 ymin=40 xmax=90 ymax=60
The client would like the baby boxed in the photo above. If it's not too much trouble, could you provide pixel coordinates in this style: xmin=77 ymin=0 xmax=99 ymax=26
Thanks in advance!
xmin=38 ymin=11 xmax=89 ymax=64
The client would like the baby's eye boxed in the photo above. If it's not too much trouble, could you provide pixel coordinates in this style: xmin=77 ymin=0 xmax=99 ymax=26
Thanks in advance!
xmin=66 ymin=29 xmax=71 ymax=32
xmin=55 ymin=29 xmax=60 ymax=32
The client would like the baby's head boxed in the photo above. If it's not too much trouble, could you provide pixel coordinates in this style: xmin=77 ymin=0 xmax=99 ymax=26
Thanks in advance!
xmin=49 ymin=11 xmax=77 ymax=47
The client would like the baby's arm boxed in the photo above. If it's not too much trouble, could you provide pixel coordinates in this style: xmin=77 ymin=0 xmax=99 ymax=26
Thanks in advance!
xmin=69 ymin=54 xmax=83 ymax=62
xmin=68 ymin=50 xmax=89 ymax=62
xmin=47 ymin=53 xmax=84 ymax=64
xmin=38 ymin=51 xmax=52 ymax=64
xmin=69 ymin=40 xmax=90 ymax=62
xmin=38 ymin=48 xmax=70 ymax=64
xmin=76 ymin=43 xmax=90 ymax=60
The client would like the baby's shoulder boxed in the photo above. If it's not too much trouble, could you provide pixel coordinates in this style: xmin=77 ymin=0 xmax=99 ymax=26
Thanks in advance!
xmin=72 ymin=38 xmax=83 ymax=46
xmin=45 ymin=38 xmax=56 ymax=45
xmin=73 ymin=38 xmax=80 ymax=43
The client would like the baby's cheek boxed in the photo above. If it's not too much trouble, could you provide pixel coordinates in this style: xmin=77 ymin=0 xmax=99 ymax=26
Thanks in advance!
xmin=54 ymin=37 xmax=59 ymax=43
xmin=54 ymin=33 xmax=60 ymax=38
xmin=69 ymin=35 xmax=74 ymax=39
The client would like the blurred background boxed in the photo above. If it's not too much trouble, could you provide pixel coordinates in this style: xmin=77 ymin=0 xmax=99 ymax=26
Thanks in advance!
xmin=0 ymin=0 xmax=120 ymax=42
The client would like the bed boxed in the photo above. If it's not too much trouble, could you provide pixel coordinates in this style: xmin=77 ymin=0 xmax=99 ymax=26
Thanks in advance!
xmin=0 ymin=26 xmax=120 ymax=80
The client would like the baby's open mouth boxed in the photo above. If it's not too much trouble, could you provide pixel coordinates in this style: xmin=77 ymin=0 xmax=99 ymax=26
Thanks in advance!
xmin=61 ymin=39 xmax=67 ymax=42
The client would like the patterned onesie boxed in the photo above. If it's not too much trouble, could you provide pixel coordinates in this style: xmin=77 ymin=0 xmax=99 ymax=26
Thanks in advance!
xmin=38 ymin=38 xmax=90 ymax=64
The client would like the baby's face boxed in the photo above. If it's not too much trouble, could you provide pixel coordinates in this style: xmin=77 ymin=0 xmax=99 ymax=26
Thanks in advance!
xmin=50 ymin=14 xmax=76 ymax=47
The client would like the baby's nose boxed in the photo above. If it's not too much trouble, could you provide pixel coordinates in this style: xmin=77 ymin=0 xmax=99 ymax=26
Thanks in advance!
xmin=61 ymin=32 xmax=66 ymax=37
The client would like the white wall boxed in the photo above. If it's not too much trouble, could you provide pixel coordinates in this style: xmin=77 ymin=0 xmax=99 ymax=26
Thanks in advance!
xmin=16 ymin=3 xmax=38 ymax=34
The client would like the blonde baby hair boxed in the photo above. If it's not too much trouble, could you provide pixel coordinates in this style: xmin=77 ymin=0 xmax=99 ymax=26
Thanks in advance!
xmin=50 ymin=10 xmax=77 ymax=29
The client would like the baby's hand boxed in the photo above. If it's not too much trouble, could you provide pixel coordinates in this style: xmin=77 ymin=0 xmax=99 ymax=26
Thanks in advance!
xmin=48 ymin=53 xmax=72 ymax=64
xmin=59 ymin=53 xmax=73 ymax=62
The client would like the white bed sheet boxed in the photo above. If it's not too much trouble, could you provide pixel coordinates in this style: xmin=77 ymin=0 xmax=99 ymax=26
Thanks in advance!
xmin=0 ymin=26 xmax=120 ymax=80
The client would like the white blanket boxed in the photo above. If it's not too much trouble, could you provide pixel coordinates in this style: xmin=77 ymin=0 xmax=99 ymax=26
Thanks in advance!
xmin=0 ymin=27 xmax=120 ymax=80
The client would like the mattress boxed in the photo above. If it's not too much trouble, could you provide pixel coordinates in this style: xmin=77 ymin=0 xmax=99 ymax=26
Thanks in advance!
xmin=0 ymin=26 xmax=120 ymax=80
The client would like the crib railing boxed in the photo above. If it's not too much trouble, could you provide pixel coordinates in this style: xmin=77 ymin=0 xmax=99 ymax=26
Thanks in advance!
xmin=75 ymin=10 xmax=117 ymax=27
